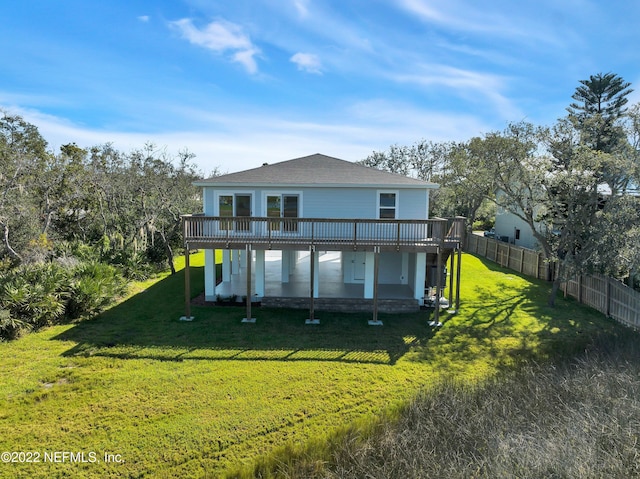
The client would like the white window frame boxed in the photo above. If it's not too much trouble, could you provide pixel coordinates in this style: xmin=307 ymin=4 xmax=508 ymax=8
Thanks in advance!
xmin=377 ymin=190 xmax=399 ymax=219
xmin=262 ymin=191 xmax=303 ymax=217
xmin=215 ymin=190 xmax=255 ymax=233
xmin=215 ymin=190 xmax=255 ymax=216
xmin=262 ymin=191 xmax=303 ymax=234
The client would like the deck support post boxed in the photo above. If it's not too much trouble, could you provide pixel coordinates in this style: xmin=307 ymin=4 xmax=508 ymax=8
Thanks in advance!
xmin=222 ymin=249 xmax=231 ymax=282
xmin=369 ymin=246 xmax=383 ymax=326
xmin=306 ymin=245 xmax=319 ymax=324
xmin=255 ymin=249 xmax=265 ymax=299
xmin=180 ymin=244 xmax=194 ymax=321
xmin=242 ymin=244 xmax=256 ymax=323
xmin=449 ymin=249 xmax=455 ymax=306
xmin=430 ymin=245 xmax=443 ymax=327
xmin=204 ymin=249 xmax=216 ymax=301
xmin=454 ymin=246 xmax=462 ymax=312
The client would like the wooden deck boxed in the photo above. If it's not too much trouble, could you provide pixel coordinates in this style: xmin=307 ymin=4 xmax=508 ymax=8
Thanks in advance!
xmin=180 ymin=215 xmax=465 ymax=323
xmin=182 ymin=215 xmax=465 ymax=252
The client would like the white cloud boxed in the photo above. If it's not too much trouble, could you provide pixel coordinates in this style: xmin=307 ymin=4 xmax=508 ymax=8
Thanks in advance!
xmin=137 ymin=15 xmax=150 ymax=23
xmin=2 ymin=99 xmax=492 ymax=176
xmin=290 ymin=52 xmax=323 ymax=74
xmin=233 ymin=48 xmax=260 ymax=75
xmin=389 ymin=64 xmax=521 ymax=119
xmin=398 ymin=0 xmax=446 ymax=22
xmin=169 ymin=18 xmax=261 ymax=74
xmin=293 ymin=0 xmax=310 ymax=18
xmin=394 ymin=65 xmax=500 ymax=90
xmin=397 ymin=0 xmax=565 ymax=48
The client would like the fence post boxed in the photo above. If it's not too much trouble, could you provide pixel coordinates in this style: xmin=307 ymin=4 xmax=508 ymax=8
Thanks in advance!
xmin=606 ymin=277 xmax=612 ymax=318
xmin=578 ymin=275 xmax=583 ymax=304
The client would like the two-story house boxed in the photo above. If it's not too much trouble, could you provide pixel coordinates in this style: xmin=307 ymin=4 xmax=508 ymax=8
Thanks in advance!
xmin=181 ymin=154 xmax=464 ymax=324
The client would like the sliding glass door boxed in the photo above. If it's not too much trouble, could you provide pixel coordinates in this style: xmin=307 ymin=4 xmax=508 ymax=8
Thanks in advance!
xmin=218 ymin=194 xmax=252 ymax=231
xmin=266 ymin=194 xmax=299 ymax=233
xmin=234 ymin=194 xmax=251 ymax=231
xmin=283 ymin=195 xmax=298 ymax=232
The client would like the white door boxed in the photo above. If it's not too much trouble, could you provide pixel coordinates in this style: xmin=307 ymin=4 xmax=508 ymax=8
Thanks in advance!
xmin=353 ymin=252 xmax=366 ymax=281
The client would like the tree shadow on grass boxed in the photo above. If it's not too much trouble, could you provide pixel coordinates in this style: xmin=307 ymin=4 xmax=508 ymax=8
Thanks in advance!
xmin=54 ymin=255 xmax=625 ymax=371
xmin=53 ymin=267 xmax=438 ymax=366
xmin=423 ymin=254 xmax=623 ymax=371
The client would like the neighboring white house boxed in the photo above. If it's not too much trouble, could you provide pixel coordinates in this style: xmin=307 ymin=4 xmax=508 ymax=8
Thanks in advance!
xmin=494 ymin=181 xmax=640 ymax=251
xmin=493 ymin=200 xmax=542 ymax=250
xmin=182 ymin=154 xmax=464 ymax=320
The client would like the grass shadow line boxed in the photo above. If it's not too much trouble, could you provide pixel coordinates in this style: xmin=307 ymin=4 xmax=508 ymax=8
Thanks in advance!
xmin=53 ymin=267 xmax=439 ymax=366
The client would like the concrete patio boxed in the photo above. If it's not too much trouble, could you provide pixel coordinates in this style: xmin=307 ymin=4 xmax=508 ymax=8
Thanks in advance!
xmin=214 ymin=250 xmax=415 ymax=300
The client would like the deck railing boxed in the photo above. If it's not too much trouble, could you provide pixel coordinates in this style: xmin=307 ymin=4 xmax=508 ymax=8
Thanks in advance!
xmin=182 ymin=215 xmax=464 ymax=249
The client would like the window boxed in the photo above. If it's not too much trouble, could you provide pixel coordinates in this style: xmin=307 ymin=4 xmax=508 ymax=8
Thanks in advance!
xmin=219 ymin=195 xmax=233 ymax=230
xmin=283 ymin=195 xmax=299 ymax=232
xmin=266 ymin=195 xmax=281 ymax=231
xmin=234 ymin=194 xmax=251 ymax=231
xmin=378 ymin=192 xmax=397 ymax=219
xmin=218 ymin=193 xmax=252 ymax=231
xmin=265 ymin=193 xmax=299 ymax=232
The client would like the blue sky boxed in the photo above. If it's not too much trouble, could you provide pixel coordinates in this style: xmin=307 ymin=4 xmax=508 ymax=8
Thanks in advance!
xmin=2 ymin=0 xmax=639 ymax=174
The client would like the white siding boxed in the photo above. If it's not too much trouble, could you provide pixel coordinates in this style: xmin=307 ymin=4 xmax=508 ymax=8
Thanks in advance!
xmin=494 ymin=207 xmax=538 ymax=249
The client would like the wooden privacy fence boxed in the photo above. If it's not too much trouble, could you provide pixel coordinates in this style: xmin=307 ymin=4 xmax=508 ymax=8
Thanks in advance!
xmin=466 ymin=234 xmax=552 ymax=280
xmin=563 ymin=275 xmax=640 ymax=330
xmin=466 ymin=234 xmax=640 ymax=330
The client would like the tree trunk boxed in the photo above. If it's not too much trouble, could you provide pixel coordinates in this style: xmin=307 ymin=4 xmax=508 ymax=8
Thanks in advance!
xmin=42 ymin=210 xmax=54 ymax=235
xmin=548 ymin=260 xmax=566 ymax=307
xmin=159 ymin=230 xmax=176 ymax=275
xmin=1 ymin=221 xmax=22 ymax=264
xmin=548 ymin=278 xmax=561 ymax=307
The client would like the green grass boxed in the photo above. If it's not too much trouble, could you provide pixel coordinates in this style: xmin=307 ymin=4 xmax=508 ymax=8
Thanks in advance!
xmin=0 ymin=252 xmax=618 ymax=478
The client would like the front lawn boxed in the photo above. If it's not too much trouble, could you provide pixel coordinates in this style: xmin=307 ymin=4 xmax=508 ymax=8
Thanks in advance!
xmin=0 ymin=252 xmax=617 ymax=478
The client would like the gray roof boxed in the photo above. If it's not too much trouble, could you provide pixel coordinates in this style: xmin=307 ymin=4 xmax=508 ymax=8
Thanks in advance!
xmin=194 ymin=153 xmax=438 ymax=189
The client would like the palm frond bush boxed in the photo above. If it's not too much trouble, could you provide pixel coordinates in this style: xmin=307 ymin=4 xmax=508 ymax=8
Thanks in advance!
xmin=66 ymin=261 xmax=126 ymax=318
xmin=0 ymin=308 xmax=29 ymax=340
xmin=1 ymin=263 xmax=68 ymax=329
xmin=0 ymin=259 xmax=127 ymax=338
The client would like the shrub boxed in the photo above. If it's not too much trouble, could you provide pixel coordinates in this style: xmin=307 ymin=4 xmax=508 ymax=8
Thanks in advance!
xmin=0 ymin=309 xmax=29 ymax=340
xmin=66 ymin=262 xmax=126 ymax=318
xmin=54 ymin=240 xmax=101 ymax=263
xmin=102 ymin=248 xmax=156 ymax=281
xmin=145 ymin=239 xmax=167 ymax=265
xmin=1 ymin=263 xmax=69 ymax=329
xmin=0 ymin=259 xmax=128 ymax=337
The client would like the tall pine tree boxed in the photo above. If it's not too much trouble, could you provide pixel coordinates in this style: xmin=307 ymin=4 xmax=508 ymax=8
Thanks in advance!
xmin=567 ymin=72 xmax=632 ymax=153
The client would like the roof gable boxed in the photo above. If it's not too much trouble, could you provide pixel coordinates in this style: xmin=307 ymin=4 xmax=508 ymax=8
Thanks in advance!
xmin=195 ymin=153 xmax=437 ymax=188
